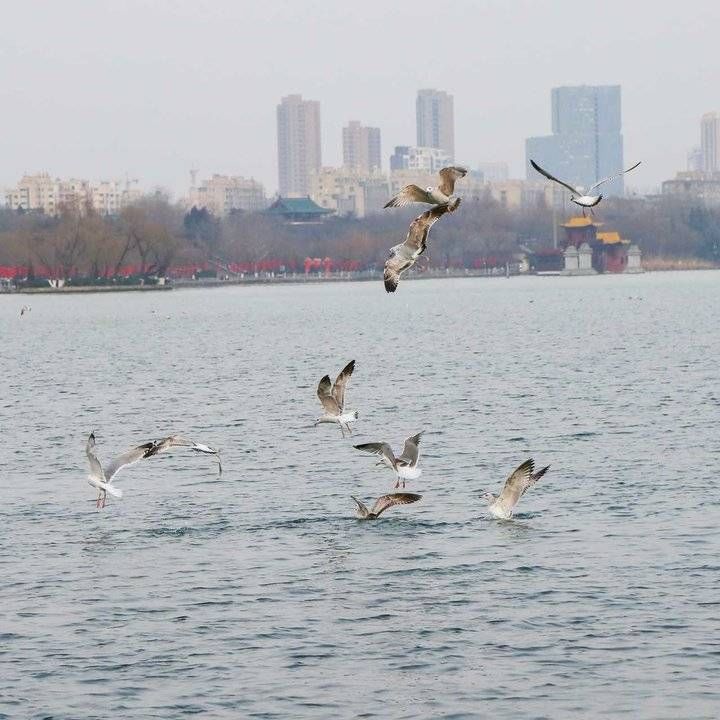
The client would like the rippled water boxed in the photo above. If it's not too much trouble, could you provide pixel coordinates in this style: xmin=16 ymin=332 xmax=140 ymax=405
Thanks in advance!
xmin=1 ymin=272 xmax=719 ymax=719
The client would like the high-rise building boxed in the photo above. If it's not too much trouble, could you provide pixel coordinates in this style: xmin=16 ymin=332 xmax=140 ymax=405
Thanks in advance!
xmin=276 ymin=94 xmax=321 ymax=197
xmin=342 ymin=121 xmax=381 ymax=173
xmin=526 ymin=85 xmax=626 ymax=197
xmin=700 ymin=112 xmax=720 ymax=173
xmin=687 ymin=146 xmax=703 ymax=172
xmin=416 ymin=89 xmax=454 ymax=161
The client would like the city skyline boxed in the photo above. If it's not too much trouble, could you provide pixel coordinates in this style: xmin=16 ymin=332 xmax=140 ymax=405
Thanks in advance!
xmin=1 ymin=1 xmax=719 ymax=197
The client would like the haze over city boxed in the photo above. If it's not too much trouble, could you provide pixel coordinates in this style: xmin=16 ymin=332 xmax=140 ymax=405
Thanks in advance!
xmin=1 ymin=0 xmax=718 ymax=196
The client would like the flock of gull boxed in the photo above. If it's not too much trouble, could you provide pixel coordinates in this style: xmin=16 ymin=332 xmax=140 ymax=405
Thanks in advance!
xmin=83 ymin=158 xmax=641 ymax=519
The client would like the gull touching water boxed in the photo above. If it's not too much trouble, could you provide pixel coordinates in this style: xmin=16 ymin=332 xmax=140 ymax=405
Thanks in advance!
xmin=351 ymin=493 xmax=422 ymax=520
xmin=530 ymin=159 xmax=641 ymax=216
xmin=354 ymin=431 xmax=423 ymax=488
xmin=481 ymin=458 xmax=550 ymax=519
xmin=384 ymin=201 xmax=460 ymax=293
xmin=384 ymin=166 xmax=467 ymax=208
xmin=85 ymin=432 xmax=222 ymax=508
xmin=315 ymin=360 xmax=358 ymax=437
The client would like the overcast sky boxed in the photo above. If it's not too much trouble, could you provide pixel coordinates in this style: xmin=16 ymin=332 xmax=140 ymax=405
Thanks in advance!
xmin=1 ymin=0 xmax=717 ymax=197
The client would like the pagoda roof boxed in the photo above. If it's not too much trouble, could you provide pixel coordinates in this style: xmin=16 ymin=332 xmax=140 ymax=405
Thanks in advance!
xmin=596 ymin=231 xmax=630 ymax=245
xmin=560 ymin=216 xmax=603 ymax=228
xmin=265 ymin=196 xmax=332 ymax=217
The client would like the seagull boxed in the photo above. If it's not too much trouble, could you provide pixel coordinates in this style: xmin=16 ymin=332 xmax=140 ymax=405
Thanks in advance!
xmin=353 ymin=431 xmax=424 ymax=488
xmin=351 ymin=493 xmax=422 ymax=520
xmin=19 ymin=305 xmax=31 ymax=317
xmin=85 ymin=432 xmax=222 ymax=508
xmin=481 ymin=458 xmax=550 ymax=520
xmin=384 ymin=166 xmax=467 ymax=208
xmin=384 ymin=201 xmax=460 ymax=293
xmin=315 ymin=360 xmax=358 ymax=437
xmin=530 ymin=159 xmax=641 ymax=216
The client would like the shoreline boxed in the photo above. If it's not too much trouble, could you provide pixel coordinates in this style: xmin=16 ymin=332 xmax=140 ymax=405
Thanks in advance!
xmin=3 ymin=265 xmax=718 ymax=294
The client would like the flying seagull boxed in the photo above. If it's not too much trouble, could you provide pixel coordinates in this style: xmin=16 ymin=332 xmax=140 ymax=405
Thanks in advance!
xmin=384 ymin=166 xmax=467 ymax=208
xmin=481 ymin=458 xmax=550 ymax=519
xmin=19 ymin=305 xmax=31 ymax=317
xmin=530 ymin=159 xmax=641 ymax=216
xmin=351 ymin=493 xmax=422 ymax=520
xmin=354 ymin=431 xmax=424 ymax=488
xmin=384 ymin=201 xmax=460 ymax=293
xmin=315 ymin=360 xmax=358 ymax=437
xmin=85 ymin=432 xmax=222 ymax=508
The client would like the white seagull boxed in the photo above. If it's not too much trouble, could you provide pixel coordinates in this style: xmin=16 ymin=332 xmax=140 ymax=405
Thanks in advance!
xmin=85 ymin=432 xmax=222 ymax=508
xmin=354 ymin=431 xmax=424 ymax=488
xmin=351 ymin=493 xmax=422 ymax=520
xmin=481 ymin=458 xmax=550 ymax=520
xmin=530 ymin=159 xmax=641 ymax=216
xmin=315 ymin=360 xmax=358 ymax=437
xmin=384 ymin=201 xmax=460 ymax=293
xmin=384 ymin=166 xmax=467 ymax=208
xmin=20 ymin=305 xmax=31 ymax=317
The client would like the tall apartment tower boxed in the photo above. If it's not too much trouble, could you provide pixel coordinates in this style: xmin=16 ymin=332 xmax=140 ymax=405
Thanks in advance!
xmin=416 ymin=89 xmax=455 ymax=161
xmin=276 ymin=94 xmax=321 ymax=197
xmin=526 ymin=85 xmax=626 ymax=196
xmin=342 ymin=121 xmax=382 ymax=173
xmin=700 ymin=112 xmax=720 ymax=173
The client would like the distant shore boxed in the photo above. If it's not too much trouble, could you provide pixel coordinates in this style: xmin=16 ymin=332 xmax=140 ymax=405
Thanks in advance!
xmin=4 ymin=263 xmax=718 ymax=294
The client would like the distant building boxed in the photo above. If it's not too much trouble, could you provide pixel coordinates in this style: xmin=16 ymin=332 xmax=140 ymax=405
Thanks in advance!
xmin=342 ymin=121 xmax=381 ymax=174
xmin=277 ymin=94 xmax=322 ymax=197
xmin=700 ymin=112 xmax=720 ymax=173
xmin=264 ymin=196 xmax=332 ymax=224
xmin=687 ymin=146 xmax=703 ymax=172
xmin=390 ymin=145 xmax=451 ymax=174
xmin=416 ymin=89 xmax=454 ymax=161
xmin=309 ymin=167 xmax=388 ymax=217
xmin=186 ymin=175 xmax=266 ymax=216
xmin=476 ymin=162 xmax=509 ymax=183
xmin=4 ymin=173 xmax=141 ymax=215
xmin=662 ymin=171 xmax=720 ymax=205
xmin=526 ymin=85 xmax=626 ymax=197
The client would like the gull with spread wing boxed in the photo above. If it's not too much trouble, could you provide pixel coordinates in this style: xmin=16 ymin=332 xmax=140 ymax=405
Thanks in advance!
xmin=384 ymin=201 xmax=460 ymax=293
xmin=384 ymin=166 xmax=467 ymax=208
xmin=85 ymin=432 xmax=222 ymax=508
xmin=351 ymin=493 xmax=422 ymax=520
xmin=354 ymin=431 xmax=424 ymax=488
xmin=481 ymin=458 xmax=550 ymax=519
xmin=315 ymin=360 xmax=358 ymax=437
xmin=530 ymin=159 xmax=641 ymax=216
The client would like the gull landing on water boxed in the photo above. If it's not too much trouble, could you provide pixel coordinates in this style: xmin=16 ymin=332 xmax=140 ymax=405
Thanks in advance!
xmin=352 ymin=493 xmax=422 ymax=520
xmin=384 ymin=201 xmax=460 ymax=293
xmin=530 ymin=159 xmax=641 ymax=216
xmin=481 ymin=458 xmax=550 ymax=520
xmin=85 ymin=432 xmax=222 ymax=508
xmin=384 ymin=166 xmax=467 ymax=208
xmin=315 ymin=360 xmax=358 ymax=437
xmin=353 ymin=431 xmax=424 ymax=489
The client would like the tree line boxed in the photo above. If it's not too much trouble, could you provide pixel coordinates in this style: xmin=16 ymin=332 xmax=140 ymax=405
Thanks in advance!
xmin=0 ymin=192 xmax=718 ymax=280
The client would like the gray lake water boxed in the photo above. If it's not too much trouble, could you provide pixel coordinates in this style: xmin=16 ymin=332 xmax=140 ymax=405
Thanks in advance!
xmin=1 ymin=272 xmax=719 ymax=719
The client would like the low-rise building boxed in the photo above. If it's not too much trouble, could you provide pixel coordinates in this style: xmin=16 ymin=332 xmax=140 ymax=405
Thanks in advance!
xmin=309 ymin=167 xmax=389 ymax=217
xmin=661 ymin=171 xmax=720 ymax=205
xmin=390 ymin=145 xmax=451 ymax=174
xmin=186 ymin=175 xmax=266 ymax=216
xmin=5 ymin=174 xmax=142 ymax=215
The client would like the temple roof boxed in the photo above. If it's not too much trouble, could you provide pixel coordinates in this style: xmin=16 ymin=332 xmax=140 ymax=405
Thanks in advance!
xmin=596 ymin=231 xmax=630 ymax=245
xmin=560 ymin=216 xmax=603 ymax=228
xmin=265 ymin=196 xmax=332 ymax=216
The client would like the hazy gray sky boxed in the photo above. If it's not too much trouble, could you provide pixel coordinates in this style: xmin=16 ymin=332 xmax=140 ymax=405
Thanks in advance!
xmin=1 ymin=0 xmax=717 ymax=197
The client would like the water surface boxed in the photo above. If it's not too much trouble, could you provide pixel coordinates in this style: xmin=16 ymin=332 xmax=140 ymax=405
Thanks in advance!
xmin=1 ymin=272 xmax=718 ymax=718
